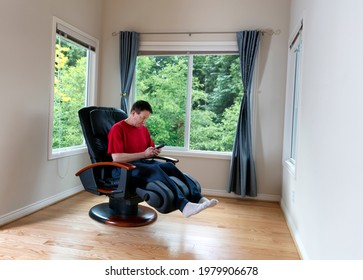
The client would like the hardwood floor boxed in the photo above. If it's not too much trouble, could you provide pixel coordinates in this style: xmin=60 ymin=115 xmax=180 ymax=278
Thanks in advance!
xmin=0 ymin=191 xmax=300 ymax=260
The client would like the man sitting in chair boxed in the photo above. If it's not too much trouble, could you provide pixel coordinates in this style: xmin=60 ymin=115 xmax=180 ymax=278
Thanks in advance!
xmin=107 ymin=100 xmax=218 ymax=218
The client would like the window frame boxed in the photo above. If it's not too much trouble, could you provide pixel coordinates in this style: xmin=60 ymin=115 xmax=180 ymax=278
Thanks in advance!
xmin=283 ymin=20 xmax=304 ymax=176
xmin=133 ymin=38 xmax=243 ymax=157
xmin=48 ymin=17 xmax=99 ymax=160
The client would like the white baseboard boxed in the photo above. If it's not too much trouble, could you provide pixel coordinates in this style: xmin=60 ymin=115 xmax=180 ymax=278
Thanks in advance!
xmin=0 ymin=185 xmax=84 ymax=226
xmin=203 ymin=188 xmax=281 ymax=202
xmin=280 ymin=199 xmax=308 ymax=259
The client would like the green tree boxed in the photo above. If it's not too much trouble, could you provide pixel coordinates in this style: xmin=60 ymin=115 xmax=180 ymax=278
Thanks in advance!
xmin=135 ymin=54 xmax=243 ymax=152
xmin=52 ymin=38 xmax=87 ymax=149
xmin=190 ymin=55 xmax=243 ymax=151
xmin=136 ymin=56 xmax=188 ymax=147
xmin=193 ymin=55 xmax=242 ymax=116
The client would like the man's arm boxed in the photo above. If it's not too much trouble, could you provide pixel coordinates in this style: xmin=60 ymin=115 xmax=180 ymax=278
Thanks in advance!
xmin=111 ymin=147 xmax=160 ymax=163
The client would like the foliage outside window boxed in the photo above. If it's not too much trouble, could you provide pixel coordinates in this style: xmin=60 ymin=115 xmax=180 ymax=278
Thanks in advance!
xmin=135 ymin=54 xmax=243 ymax=152
xmin=49 ymin=18 xmax=97 ymax=159
xmin=53 ymin=35 xmax=87 ymax=149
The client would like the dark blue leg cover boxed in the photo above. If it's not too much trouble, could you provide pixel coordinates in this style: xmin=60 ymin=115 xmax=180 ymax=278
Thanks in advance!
xmin=130 ymin=160 xmax=202 ymax=211
xmin=154 ymin=161 xmax=203 ymax=203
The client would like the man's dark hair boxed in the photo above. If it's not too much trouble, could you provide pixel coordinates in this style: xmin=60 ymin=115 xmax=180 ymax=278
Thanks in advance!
xmin=131 ymin=100 xmax=153 ymax=114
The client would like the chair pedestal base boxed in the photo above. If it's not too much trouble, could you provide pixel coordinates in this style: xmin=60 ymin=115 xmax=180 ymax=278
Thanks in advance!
xmin=89 ymin=203 xmax=157 ymax=227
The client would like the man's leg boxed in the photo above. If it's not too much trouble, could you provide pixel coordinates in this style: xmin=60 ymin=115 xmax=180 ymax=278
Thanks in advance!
xmin=156 ymin=161 xmax=219 ymax=208
xmin=131 ymin=160 xmax=209 ymax=217
xmin=155 ymin=161 xmax=203 ymax=203
xmin=131 ymin=161 xmax=189 ymax=210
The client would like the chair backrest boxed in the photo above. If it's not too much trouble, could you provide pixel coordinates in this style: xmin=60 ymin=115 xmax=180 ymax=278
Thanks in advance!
xmin=78 ymin=106 xmax=128 ymax=163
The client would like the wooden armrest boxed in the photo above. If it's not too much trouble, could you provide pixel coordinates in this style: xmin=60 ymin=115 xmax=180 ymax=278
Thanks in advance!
xmin=75 ymin=161 xmax=136 ymax=176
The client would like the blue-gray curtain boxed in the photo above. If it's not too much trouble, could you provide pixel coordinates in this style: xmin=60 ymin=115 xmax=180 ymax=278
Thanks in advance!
xmin=119 ymin=31 xmax=139 ymax=112
xmin=228 ymin=30 xmax=261 ymax=197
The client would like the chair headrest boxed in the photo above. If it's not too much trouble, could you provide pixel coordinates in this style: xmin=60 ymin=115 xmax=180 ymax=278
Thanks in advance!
xmin=90 ymin=108 xmax=127 ymax=137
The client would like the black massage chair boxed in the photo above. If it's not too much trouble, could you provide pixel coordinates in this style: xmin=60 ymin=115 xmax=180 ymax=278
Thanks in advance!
xmin=76 ymin=106 xmax=200 ymax=227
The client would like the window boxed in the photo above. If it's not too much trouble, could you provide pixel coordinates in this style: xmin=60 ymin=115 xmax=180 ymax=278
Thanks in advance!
xmin=49 ymin=17 xmax=98 ymax=159
xmin=135 ymin=53 xmax=243 ymax=152
xmin=290 ymin=38 xmax=302 ymax=161
xmin=284 ymin=21 xmax=303 ymax=173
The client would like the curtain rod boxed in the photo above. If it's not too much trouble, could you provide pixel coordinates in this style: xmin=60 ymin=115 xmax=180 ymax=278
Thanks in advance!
xmin=112 ymin=29 xmax=281 ymax=37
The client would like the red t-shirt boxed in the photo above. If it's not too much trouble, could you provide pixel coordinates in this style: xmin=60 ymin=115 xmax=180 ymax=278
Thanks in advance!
xmin=107 ymin=120 xmax=154 ymax=154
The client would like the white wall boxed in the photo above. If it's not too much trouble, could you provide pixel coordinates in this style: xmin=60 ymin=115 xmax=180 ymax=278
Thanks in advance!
xmin=99 ymin=0 xmax=291 ymax=199
xmin=0 ymin=0 xmax=103 ymax=225
xmin=0 ymin=0 xmax=291 ymax=226
xmin=281 ymin=0 xmax=363 ymax=259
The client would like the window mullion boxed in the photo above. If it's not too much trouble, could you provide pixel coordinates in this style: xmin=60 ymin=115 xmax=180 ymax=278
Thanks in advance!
xmin=184 ymin=55 xmax=193 ymax=150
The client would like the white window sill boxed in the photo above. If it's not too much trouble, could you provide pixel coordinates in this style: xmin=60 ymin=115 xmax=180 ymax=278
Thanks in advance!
xmin=56 ymin=147 xmax=232 ymax=161
xmin=48 ymin=145 xmax=88 ymax=160
xmin=162 ymin=149 xmax=231 ymax=160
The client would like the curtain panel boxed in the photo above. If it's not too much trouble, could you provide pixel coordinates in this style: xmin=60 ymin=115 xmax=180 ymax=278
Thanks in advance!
xmin=228 ymin=30 xmax=261 ymax=197
xmin=119 ymin=31 xmax=140 ymax=112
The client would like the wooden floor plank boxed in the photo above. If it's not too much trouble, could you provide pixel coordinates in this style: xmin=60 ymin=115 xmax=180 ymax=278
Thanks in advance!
xmin=0 ymin=191 xmax=300 ymax=260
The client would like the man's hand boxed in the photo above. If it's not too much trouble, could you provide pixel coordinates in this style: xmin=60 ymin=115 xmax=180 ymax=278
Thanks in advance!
xmin=144 ymin=147 xmax=160 ymax=158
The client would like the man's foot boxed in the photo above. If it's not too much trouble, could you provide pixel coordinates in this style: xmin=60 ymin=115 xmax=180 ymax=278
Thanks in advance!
xmin=182 ymin=201 xmax=209 ymax=218
xmin=199 ymin=197 xmax=219 ymax=208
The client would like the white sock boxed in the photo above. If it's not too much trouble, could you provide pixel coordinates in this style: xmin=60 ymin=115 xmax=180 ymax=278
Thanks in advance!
xmin=182 ymin=201 xmax=209 ymax=218
xmin=199 ymin=197 xmax=219 ymax=208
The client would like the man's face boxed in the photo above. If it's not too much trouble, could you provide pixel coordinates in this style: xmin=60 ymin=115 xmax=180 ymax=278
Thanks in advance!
xmin=130 ymin=110 xmax=150 ymax=127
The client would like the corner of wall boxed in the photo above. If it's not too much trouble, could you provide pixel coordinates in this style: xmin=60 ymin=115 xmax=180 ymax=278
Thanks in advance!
xmin=280 ymin=198 xmax=308 ymax=260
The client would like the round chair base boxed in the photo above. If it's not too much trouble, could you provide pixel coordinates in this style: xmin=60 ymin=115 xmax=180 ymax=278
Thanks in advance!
xmin=89 ymin=203 xmax=157 ymax=227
